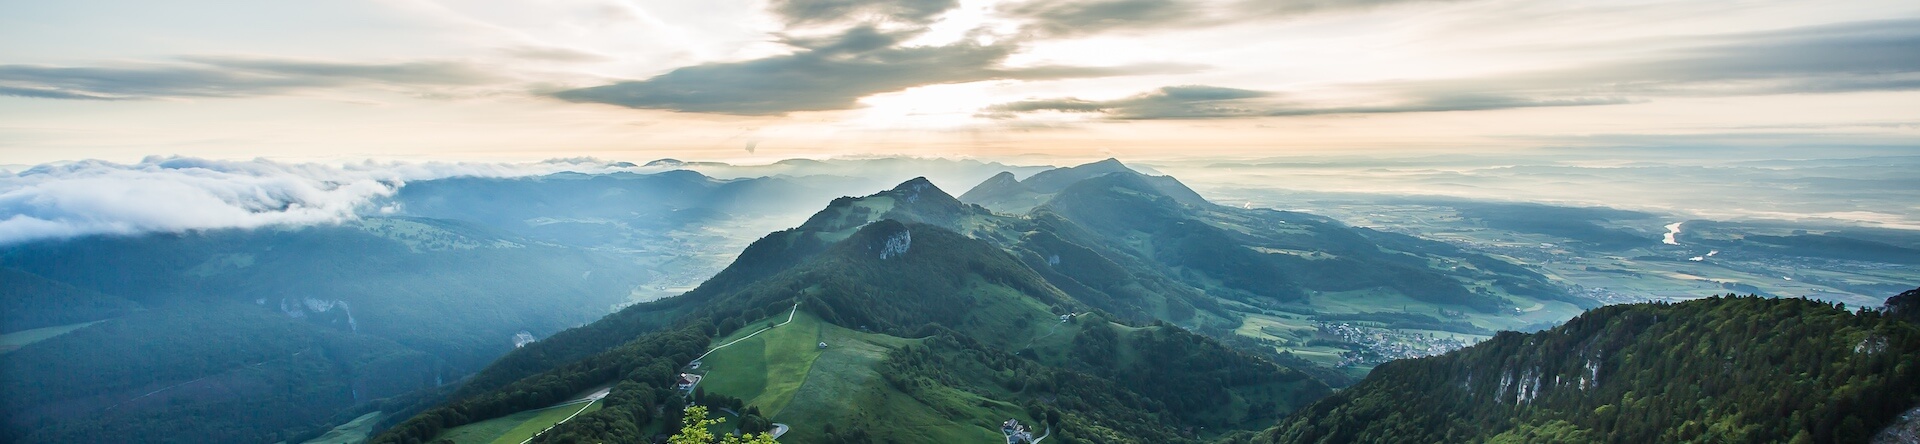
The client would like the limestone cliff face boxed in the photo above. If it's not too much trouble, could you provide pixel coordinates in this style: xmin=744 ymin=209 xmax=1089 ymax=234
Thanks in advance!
xmin=1875 ymin=405 xmax=1920 ymax=444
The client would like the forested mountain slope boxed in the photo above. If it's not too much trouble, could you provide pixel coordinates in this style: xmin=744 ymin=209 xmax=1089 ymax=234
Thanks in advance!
xmin=375 ymin=163 xmax=1601 ymax=443
xmin=371 ymin=180 xmax=1335 ymax=444
xmin=1254 ymin=294 xmax=1920 ymax=443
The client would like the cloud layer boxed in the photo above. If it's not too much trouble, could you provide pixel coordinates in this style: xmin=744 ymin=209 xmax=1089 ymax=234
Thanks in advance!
xmin=999 ymin=0 xmax=1454 ymax=37
xmin=0 ymin=157 xmax=638 ymax=245
xmin=769 ymin=0 xmax=960 ymax=26
xmin=550 ymin=25 xmax=1185 ymax=115
xmin=987 ymin=19 xmax=1920 ymax=119
xmin=0 ymin=56 xmax=499 ymax=100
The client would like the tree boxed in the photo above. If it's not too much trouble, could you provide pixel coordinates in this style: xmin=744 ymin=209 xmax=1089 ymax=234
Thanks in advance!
xmin=669 ymin=406 xmax=721 ymax=444
xmin=669 ymin=405 xmax=778 ymax=444
xmin=723 ymin=432 xmax=780 ymax=444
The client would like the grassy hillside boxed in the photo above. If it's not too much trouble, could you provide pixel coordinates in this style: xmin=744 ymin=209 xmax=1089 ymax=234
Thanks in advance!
xmin=698 ymin=311 xmax=1014 ymax=443
xmin=1255 ymin=295 xmax=1920 ymax=443
xmin=699 ymin=312 xmax=845 ymax=416
xmin=299 ymin=411 xmax=387 ymax=444
xmin=434 ymin=399 xmax=602 ymax=444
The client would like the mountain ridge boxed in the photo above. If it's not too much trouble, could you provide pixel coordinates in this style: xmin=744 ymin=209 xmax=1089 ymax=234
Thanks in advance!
xmin=1253 ymin=293 xmax=1920 ymax=443
xmin=368 ymin=161 xmax=1612 ymax=444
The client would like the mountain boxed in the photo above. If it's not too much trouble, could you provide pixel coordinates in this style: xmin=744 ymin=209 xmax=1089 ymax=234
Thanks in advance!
xmin=365 ymin=164 xmax=1919 ymax=444
xmin=1251 ymin=294 xmax=1920 ymax=443
xmin=645 ymin=158 xmax=732 ymax=168
xmin=5 ymin=157 xmax=1533 ymax=443
xmin=2 ymin=167 xmax=912 ymax=443
xmin=634 ymin=157 xmax=1054 ymax=199
xmin=959 ymin=160 xmax=1588 ymax=374
xmin=960 ymin=158 xmax=1205 ymax=214
xmin=371 ymin=178 xmax=1335 ymax=444
xmin=513 ymin=160 xmax=1589 ymax=385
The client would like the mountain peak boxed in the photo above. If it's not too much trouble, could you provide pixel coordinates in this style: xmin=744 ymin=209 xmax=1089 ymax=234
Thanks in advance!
xmin=1015 ymin=157 xmax=1141 ymax=192
xmin=651 ymin=169 xmax=712 ymax=181
xmin=960 ymin=159 xmax=1209 ymax=213
xmin=957 ymin=171 xmax=1026 ymax=204
xmin=796 ymin=177 xmax=978 ymax=233
xmin=1076 ymin=158 xmax=1134 ymax=174
xmin=892 ymin=176 xmax=936 ymax=192
xmin=644 ymin=158 xmax=730 ymax=168
xmin=889 ymin=176 xmax=960 ymax=206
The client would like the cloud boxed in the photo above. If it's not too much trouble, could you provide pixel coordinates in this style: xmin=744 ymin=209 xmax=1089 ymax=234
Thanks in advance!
xmin=988 ymin=19 xmax=1920 ymax=119
xmin=550 ymin=26 xmax=1189 ymax=115
xmin=984 ymin=85 xmax=1274 ymax=119
xmin=768 ymin=0 xmax=960 ymax=27
xmin=0 ymin=156 xmax=639 ymax=246
xmin=998 ymin=0 xmax=1456 ymax=37
xmin=1387 ymin=19 xmax=1920 ymax=98
xmin=497 ymin=45 xmax=613 ymax=63
xmin=986 ymin=85 xmax=1622 ymax=119
xmin=999 ymin=0 xmax=1204 ymax=36
xmin=0 ymin=56 xmax=501 ymax=100
xmin=0 ymin=85 xmax=119 ymax=100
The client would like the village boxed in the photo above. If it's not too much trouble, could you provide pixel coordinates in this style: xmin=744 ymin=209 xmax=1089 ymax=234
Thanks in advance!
xmin=1001 ymin=418 xmax=1046 ymax=444
xmin=1316 ymin=321 xmax=1475 ymax=368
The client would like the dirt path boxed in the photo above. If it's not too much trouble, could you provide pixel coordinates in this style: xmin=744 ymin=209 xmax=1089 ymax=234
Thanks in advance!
xmin=694 ymin=303 xmax=800 ymax=362
xmin=516 ymin=388 xmax=612 ymax=444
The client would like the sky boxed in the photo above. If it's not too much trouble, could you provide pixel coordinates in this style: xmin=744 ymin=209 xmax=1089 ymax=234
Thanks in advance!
xmin=2 ymin=0 xmax=1919 ymax=165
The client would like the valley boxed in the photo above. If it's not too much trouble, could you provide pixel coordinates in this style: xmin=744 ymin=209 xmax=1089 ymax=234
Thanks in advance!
xmin=1262 ymin=200 xmax=1920 ymax=308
